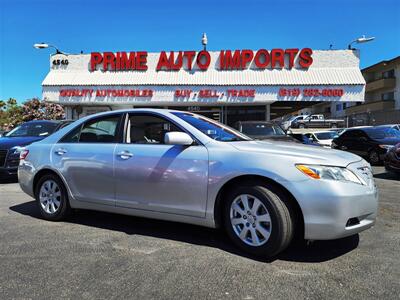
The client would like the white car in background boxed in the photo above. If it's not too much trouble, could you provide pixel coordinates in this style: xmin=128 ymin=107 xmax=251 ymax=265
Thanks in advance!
xmin=304 ymin=131 xmax=340 ymax=148
xmin=281 ymin=115 xmax=308 ymax=131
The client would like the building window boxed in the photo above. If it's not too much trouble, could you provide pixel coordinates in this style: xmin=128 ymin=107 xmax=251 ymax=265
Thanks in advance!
xmin=382 ymin=69 xmax=395 ymax=79
xmin=381 ymin=92 xmax=395 ymax=101
xmin=336 ymin=104 xmax=342 ymax=111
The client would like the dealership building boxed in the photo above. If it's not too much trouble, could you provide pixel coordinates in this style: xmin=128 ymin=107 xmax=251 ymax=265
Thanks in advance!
xmin=41 ymin=48 xmax=366 ymax=126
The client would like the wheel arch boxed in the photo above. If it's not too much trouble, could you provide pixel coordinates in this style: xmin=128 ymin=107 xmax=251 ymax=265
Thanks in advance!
xmin=33 ymin=168 xmax=69 ymax=198
xmin=213 ymin=175 xmax=304 ymax=238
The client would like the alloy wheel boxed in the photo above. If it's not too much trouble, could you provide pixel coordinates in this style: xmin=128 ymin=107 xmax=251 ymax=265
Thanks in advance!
xmin=230 ymin=194 xmax=272 ymax=247
xmin=39 ymin=180 xmax=62 ymax=214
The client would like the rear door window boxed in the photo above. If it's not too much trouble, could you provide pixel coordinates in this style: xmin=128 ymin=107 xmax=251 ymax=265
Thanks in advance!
xmin=60 ymin=114 xmax=122 ymax=143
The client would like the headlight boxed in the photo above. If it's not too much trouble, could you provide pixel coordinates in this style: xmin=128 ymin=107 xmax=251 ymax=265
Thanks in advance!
xmin=296 ymin=164 xmax=363 ymax=185
xmin=378 ymin=144 xmax=393 ymax=150
xmin=10 ymin=146 xmax=25 ymax=154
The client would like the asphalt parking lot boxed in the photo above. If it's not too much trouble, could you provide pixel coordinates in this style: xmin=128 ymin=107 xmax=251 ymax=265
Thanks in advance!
xmin=0 ymin=167 xmax=399 ymax=299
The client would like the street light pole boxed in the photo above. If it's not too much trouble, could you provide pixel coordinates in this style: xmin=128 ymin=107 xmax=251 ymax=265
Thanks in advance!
xmin=201 ymin=33 xmax=208 ymax=51
xmin=348 ymin=35 xmax=375 ymax=50
xmin=33 ymin=43 xmax=67 ymax=55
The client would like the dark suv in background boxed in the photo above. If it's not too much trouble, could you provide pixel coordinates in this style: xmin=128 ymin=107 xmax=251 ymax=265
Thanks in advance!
xmin=331 ymin=126 xmax=400 ymax=164
xmin=0 ymin=120 xmax=72 ymax=179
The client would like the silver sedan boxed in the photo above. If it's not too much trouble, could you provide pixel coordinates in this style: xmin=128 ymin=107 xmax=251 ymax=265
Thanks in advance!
xmin=18 ymin=109 xmax=378 ymax=257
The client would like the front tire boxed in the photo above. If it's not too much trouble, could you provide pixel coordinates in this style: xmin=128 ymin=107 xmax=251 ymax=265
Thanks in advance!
xmin=368 ymin=150 xmax=380 ymax=165
xmin=35 ymin=174 xmax=71 ymax=221
xmin=223 ymin=184 xmax=294 ymax=257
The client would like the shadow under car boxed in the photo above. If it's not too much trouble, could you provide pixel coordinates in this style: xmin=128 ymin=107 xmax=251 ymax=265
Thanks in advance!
xmin=9 ymin=200 xmax=360 ymax=263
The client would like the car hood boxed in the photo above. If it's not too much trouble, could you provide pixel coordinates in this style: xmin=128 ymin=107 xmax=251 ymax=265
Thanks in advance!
xmin=0 ymin=136 xmax=43 ymax=149
xmin=230 ymin=140 xmax=362 ymax=167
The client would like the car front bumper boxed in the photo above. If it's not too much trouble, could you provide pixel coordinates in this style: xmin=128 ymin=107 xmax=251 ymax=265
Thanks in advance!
xmin=283 ymin=162 xmax=378 ymax=240
xmin=0 ymin=152 xmax=19 ymax=179
xmin=0 ymin=167 xmax=18 ymax=178
xmin=384 ymin=151 xmax=400 ymax=173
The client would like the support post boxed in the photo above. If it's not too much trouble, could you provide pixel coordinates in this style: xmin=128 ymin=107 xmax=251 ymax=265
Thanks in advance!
xmin=265 ymin=104 xmax=271 ymax=121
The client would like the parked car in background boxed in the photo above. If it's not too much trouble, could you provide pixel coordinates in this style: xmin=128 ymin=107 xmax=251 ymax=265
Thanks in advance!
xmin=0 ymin=120 xmax=73 ymax=179
xmin=292 ymin=114 xmax=345 ymax=129
xmin=288 ymin=133 xmax=322 ymax=146
xmin=303 ymin=131 xmax=339 ymax=148
xmin=18 ymin=109 xmax=378 ymax=258
xmin=280 ymin=115 xmax=308 ymax=131
xmin=329 ymin=128 xmax=346 ymax=136
xmin=384 ymin=143 xmax=400 ymax=175
xmin=234 ymin=121 xmax=299 ymax=143
xmin=331 ymin=126 xmax=400 ymax=164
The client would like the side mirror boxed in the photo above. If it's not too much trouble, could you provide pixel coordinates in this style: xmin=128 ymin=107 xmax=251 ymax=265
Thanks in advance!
xmin=164 ymin=131 xmax=194 ymax=146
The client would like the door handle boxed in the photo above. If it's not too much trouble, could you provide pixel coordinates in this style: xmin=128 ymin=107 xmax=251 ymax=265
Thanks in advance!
xmin=55 ymin=148 xmax=67 ymax=155
xmin=117 ymin=151 xmax=133 ymax=160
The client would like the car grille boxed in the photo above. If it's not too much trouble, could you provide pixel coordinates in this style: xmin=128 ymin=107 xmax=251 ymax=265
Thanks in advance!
xmin=7 ymin=158 xmax=20 ymax=168
xmin=0 ymin=150 xmax=8 ymax=167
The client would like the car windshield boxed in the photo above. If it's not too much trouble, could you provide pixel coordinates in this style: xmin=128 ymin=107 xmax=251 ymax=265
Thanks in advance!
xmin=288 ymin=116 xmax=300 ymax=122
xmin=315 ymin=131 xmax=338 ymax=140
xmin=5 ymin=122 xmax=58 ymax=137
xmin=241 ymin=123 xmax=285 ymax=137
xmin=172 ymin=112 xmax=251 ymax=142
xmin=365 ymin=127 xmax=400 ymax=139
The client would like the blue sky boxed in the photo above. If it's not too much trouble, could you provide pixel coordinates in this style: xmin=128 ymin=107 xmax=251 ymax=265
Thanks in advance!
xmin=1 ymin=0 xmax=399 ymax=102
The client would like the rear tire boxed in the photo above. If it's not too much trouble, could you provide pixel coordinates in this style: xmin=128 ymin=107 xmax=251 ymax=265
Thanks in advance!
xmin=223 ymin=183 xmax=295 ymax=258
xmin=35 ymin=174 xmax=71 ymax=221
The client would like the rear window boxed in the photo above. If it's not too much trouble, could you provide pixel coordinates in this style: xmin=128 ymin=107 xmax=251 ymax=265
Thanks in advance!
xmin=364 ymin=127 xmax=400 ymax=139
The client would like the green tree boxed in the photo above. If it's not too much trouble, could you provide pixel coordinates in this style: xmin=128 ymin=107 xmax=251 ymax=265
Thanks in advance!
xmin=21 ymin=98 xmax=65 ymax=122
xmin=0 ymin=98 xmax=22 ymax=129
xmin=0 ymin=98 xmax=65 ymax=129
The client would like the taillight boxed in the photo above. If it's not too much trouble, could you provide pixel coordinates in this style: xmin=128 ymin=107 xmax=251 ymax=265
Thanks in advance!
xmin=20 ymin=149 xmax=29 ymax=160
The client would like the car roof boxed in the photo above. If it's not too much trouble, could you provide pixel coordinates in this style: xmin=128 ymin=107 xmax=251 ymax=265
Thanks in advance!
xmin=24 ymin=119 xmax=73 ymax=124
xmin=346 ymin=126 xmax=373 ymax=130
xmin=307 ymin=131 xmax=335 ymax=134
xmin=375 ymin=124 xmax=399 ymax=128
xmin=24 ymin=120 xmax=59 ymax=124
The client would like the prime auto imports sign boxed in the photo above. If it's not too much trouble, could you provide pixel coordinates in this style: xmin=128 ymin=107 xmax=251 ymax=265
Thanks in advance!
xmin=89 ymin=48 xmax=313 ymax=72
